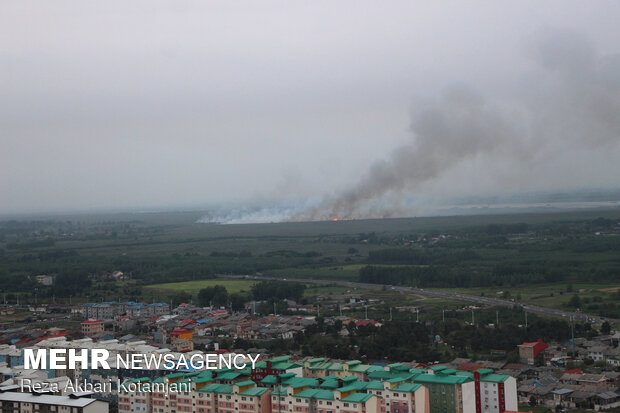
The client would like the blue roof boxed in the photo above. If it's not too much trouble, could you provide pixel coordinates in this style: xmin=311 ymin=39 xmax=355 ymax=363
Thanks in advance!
xmin=197 ymin=319 xmax=212 ymax=323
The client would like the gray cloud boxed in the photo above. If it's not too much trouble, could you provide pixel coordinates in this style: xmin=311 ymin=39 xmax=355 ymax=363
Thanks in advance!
xmin=1 ymin=1 xmax=620 ymax=217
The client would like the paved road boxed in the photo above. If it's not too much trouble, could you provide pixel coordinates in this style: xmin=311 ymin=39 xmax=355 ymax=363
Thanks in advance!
xmin=230 ymin=275 xmax=618 ymax=325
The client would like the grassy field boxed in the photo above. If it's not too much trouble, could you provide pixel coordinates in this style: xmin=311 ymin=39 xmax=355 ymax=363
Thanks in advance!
xmin=144 ymin=279 xmax=257 ymax=294
xmin=436 ymin=282 xmax=620 ymax=311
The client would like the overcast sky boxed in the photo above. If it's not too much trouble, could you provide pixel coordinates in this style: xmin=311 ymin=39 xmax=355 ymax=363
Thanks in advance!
xmin=2 ymin=1 xmax=620 ymax=217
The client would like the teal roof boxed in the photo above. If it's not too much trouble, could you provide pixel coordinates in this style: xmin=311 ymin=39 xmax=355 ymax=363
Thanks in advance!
xmin=320 ymin=380 xmax=339 ymax=389
xmin=241 ymin=387 xmax=270 ymax=397
xmin=339 ymin=382 xmax=368 ymax=393
xmin=364 ymin=381 xmax=385 ymax=390
xmin=437 ymin=368 xmax=458 ymax=375
xmin=394 ymin=383 xmax=422 ymax=393
xmin=429 ymin=365 xmax=447 ymax=372
xmin=235 ymin=380 xmax=256 ymax=387
xmin=413 ymin=374 xmax=471 ymax=385
xmin=217 ymin=372 xmax=243 ymax=380
xmin=296 ymin=389 xmax=334 ymax=400
xmin=480 ymin=374 xmax=511 ymax=383
xmin=198 ymin=383 xmax=233 ymax=394
xmin=368 ymin=370 xmax=412 ymax=381
xmin=349 ymin=364 xmax=372 ymax=373
xmin=284 ymin=377 xmax=319 ymax=389
xmin=342 ymin=393 xmax=373 ymax=403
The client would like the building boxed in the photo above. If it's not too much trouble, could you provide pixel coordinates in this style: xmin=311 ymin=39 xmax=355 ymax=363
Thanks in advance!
xmin=518 ymin=340 xmax=548 ymax=365
xmin=472 ymin=369 xmax=518 ymax=413
xmin=82 ymin=302 xmax=170 ymax=320
xmin=82 ymin=318 xmax=105 ymax=336
xmin=413 ymin=372 xmax=475 ymax=413
xmin=34 ymin=274 xmax=54 ymax=286
xmin=0 ymin=391 xmax=108 ymax=412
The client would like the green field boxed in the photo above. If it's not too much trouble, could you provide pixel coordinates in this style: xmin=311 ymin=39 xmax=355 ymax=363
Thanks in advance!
xmin=144 ymin=279 xmax=257 ymax=294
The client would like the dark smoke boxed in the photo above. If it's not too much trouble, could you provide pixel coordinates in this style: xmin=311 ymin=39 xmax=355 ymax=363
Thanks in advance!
xmin=292 ymin=28 xmax=620 ymax=222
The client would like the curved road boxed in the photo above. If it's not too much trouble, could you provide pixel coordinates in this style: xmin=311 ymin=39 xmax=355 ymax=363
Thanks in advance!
xmin=230 ymin=275 xmax=618 ymax=325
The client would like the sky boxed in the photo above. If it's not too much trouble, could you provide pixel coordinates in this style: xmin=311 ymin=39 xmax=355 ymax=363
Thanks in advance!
xmin=2 ymin=1 xmax=620 ymax=219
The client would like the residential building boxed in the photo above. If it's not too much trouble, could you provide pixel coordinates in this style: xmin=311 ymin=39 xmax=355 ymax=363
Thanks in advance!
xmin=82 ymin=319 xmax=105 ymax=336
xmin=0 ymin=391 xmax=108 ymax=412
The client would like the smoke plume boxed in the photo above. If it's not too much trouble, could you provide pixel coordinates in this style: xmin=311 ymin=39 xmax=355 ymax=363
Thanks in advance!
xmin=291 ymin=28 xmax=620 ymax=221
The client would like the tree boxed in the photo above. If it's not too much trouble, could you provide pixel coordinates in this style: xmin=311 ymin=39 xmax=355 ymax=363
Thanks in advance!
xmin=601 ymin=321 xmax=611 ymax=335
xmin=568 ymin=294 xmax=581 ymax=308
xmin=198 ymin=285 xmax=229 ymax=307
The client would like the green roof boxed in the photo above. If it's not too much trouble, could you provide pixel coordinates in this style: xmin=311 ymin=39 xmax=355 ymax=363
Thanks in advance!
xmin=364 ymin=381 xmax=385 ymax=390
xmin=342 ymin=393 xmax=373 ymax=403
xmin=131 ymin=377 xmax=151 ymax=383
xmin=241 ymin=387 xmax=270 ymax=397
xmin=394 ymin=383 xmax=422 ymax=393
xmin=346 ymin=360 xmax=362 ymax=366
xmin=295 ymin=389 xmax=334 ymax=400
xmin=307 ymin=358 xmax=325 ymax=363
xmin=326 ymin=363 xmax=344 ymax=371
xmin=271 ymin=387 xmax=288 ymax=396
xmin=198 ymin=383 xmax=233 ymax=394
xmin=235 ymin=380 xmax=256 ymax=387
xmin=413 ymin=374 xmax=471 ymax=385
xmin=480 ymin=374 xmax=511 ymax=383
xmin=217 ymin=372 xmax=243 ymax=380
xmin=387 ymin=377 xmax=407 ymax=384
xmin=429 ymin=365 xmax=447 ymax=372
xmin=320 ymin=380 xmax=339 ymax=389
xmin=192 ymin=377 xmax=214 ymax=384
xmin=368 ymin=370 xmax=412 ymax=381
xmin=339 ymin=382 xmax=368 ymax=393
xmin=284 ymin=377 xmax=319 ymax=389
xmin=166 ymin=372 xmax=186 ymax=379
xmin=261 ymin=375 xmax=278 ymax=385
xmin=349 ymin=364 xmax=371 ymax=373
xmin=437 ymin=368 xmax=458 ymax=375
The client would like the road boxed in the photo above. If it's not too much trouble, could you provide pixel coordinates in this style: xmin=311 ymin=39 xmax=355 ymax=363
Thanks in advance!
xmin=230 ymin=275 xmax=618 ymax=325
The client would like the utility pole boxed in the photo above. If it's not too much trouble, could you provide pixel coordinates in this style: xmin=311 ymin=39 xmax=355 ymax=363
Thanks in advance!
xmin=416 ymin=309 xmax=419 ymax=323
xmin=442 ymin=308 xmax=445 ymax=323
xmin=389 ymin=307 xmax=392 ymax=322
xmin=274 ymin=302 xmax=277 ymax=316
xmin=496 ymin=311 xmax=499 ymax=327
xmin=365 ymin=305 xmax=368 ymax=320
xmin=525 ymin=311 xmax=528 ymax=329
xmin=471 ymin=309 xmax=474 ymax=325
xmin=570 ymin=314 xmax=576 ymax=358
xmin=339 ymin=304 xmax=342 ymax=317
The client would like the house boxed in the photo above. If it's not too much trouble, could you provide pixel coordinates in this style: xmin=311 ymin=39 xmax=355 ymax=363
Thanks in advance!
xmin=518 ymin=340 xmax=549 ymax=365
xmin=81 ymin=319 xmax=104 ymax=336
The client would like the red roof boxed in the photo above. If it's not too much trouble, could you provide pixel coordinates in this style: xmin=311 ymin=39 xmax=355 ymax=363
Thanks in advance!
xmin=355 ymin=320 xmax=380 ymax=326
xmin=458 ymin=363 xmax=484 ymax=372
xmin=170 ymin=328 xmax=192 ymax=336
xmin=565 ymin=369 xmax=583 ymax=374
xmin=519 ymin=339 xmax=549 ymax=358
xmin=82 ymin=319 xmax=103 ymax=324
xmin=180 ymin=319 xmax=197 ymax=324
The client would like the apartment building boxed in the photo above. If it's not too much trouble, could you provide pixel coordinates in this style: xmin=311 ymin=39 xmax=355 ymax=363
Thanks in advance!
xmin=0 ymin=391 xmax=108 ymax=413
xmin=82 ymin=319 xmax=105 ymax=336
